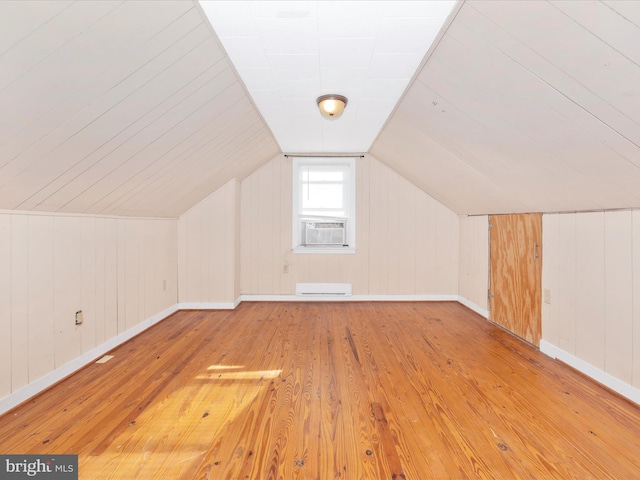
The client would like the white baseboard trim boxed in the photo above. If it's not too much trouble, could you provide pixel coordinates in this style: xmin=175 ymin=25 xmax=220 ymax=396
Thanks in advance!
xmin=456 ymin=296 xmax=489 ymax=318
xmin=540 ymin=340 xmax=640 ymax=406
xmin=0 ymin=304 xmax=180 ymax=416
xmin=178 ymin=298 xmax=240 ymax=310
xmin=240 ymin=294 xmax=460 ymax=302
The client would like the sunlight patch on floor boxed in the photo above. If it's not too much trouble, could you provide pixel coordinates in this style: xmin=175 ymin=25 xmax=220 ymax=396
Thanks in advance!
xmin=79 ymin=365 xmax=281 ymax=479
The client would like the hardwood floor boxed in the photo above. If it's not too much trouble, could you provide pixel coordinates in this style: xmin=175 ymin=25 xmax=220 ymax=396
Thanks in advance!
xmin=1 ymin=302 xmax=639 ymax=479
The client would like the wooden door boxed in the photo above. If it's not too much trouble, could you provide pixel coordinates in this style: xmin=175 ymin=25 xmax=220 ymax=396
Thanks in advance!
xmin=489 ymin=213 xmax=542 ymax=346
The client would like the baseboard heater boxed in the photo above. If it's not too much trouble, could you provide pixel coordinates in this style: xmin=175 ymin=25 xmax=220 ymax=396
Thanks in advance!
xmin=295 ymin=283 xmax=352 ymax=296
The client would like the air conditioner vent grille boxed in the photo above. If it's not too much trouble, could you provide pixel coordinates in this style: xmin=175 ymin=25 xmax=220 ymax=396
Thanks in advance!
xmin=301 ymin=219 xmax=346 ymax=246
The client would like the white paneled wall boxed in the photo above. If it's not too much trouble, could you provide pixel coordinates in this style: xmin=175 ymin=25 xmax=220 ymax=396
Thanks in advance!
xmin=178 ymin=179 xmax=240 ymax=305
xmin=458 ymin=215 xmax=489 ymax=314
xmin=0 ymin=216 xmax=11 ymax=396
xmin=240 ymin=154 xmax=459 ymax=296
xmin=0 ymin=212 xmax=177 ymax=401
xmin=543 ymin=210 xmax=640 ymax=395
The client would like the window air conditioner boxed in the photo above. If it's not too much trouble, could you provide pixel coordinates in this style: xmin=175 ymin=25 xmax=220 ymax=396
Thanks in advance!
xmin=301 ymin=220 xmax=346 ymax=246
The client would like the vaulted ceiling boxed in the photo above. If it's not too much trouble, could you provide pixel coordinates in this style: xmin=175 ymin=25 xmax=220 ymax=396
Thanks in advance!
xmin=372 ymin=0 xmax=640 ymax=215
xmin=1 ymin=0 xmax=639 ymax=218
xmin=0 ymin=0 xmax=279 ymax=217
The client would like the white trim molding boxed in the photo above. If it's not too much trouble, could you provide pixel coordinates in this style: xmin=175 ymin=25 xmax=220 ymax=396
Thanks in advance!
xmin=540 ymin=340 xmax=640 ymax=406
xmin=178 ymin=298 xmax=241 ymax=310
xmin=241 ymin=294 xmax=460 ymax=302
xmin=0 ymin=304 xmax=180 ymax=416
xmin=457 ymin=296 xmax=489 ymax=318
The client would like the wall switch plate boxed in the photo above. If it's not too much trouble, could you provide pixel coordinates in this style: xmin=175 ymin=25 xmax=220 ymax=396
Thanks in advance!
xmin=543 ymin=289 xmax=551 ymax=305
xmin=75 ymin=310 xmax=84 ymax=325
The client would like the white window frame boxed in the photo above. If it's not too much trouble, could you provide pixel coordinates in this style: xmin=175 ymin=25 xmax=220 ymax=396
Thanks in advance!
xmin=292 ymin=157 xmax=356 ymax=254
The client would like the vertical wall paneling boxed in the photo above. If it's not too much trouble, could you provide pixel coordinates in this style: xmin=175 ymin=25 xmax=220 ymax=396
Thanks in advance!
xmin=557 ymin=214 xmax=577 ymax=354
xmin=138 ymin=219 xmax=176 ymax=317
xmin=257 ymin=163 xmax=275 ymax=293
xmin=116 ymin=219 xmax=127 ymax=335
xmin=541 ymin=214 xmax=559 ymax=346
xmin=604 ymin=211 xmax=633 ymax=382
xmin=458 ymin=215 xmax=489 ymax=311
xmin=53 ymin=216 xmax=82 ymax=368
xmin=10 ymin=215 xmax=29 ymax=391
xmin=233 ymin=179 xmax=242 ymax=300
xmin=94 ymin=218 xmax=106 ymax=347
xmin=211 ymin=184 xmax=226 ymax=300
xmin=187 ymin=205 xmax=204 ymax=302
xmin=181 ymin=153 xmax=459 ymax=302
xmin=355 ymin=157 xmax=370 ymax=294
xmin=236 ymin=154 xmax=459 ymax=297
xmin=367 ymin=156 xmax=384 ymax=294
xmin=121 ymin=220 xmax=140 ymax=331
xmin=178 ymin=179 xmax=240 ymax=304
xmin=400 ymin=169 xmax=418 ymax=293
xmin=1 ymin=211 xmax=178 ymax=405
xmin=207 ymin=188 xmax=222 ymax=300
xmin=633 ymin=211 xmax=640 ymax=388
xmin=104 ymin=218 xmax=119 ymax=342
xmin=142 ymin=224 xmax=154 ymax=322
xmin=0 ymin=217 xmax=10 ymax=397
xmin=137 ymin=222 xmax=147 ymax=322
xmin=239 ymin=171 xmax=254 ymax=295
xmin=439 ymin=203 xmax=459 ymax=294
xmin=542 ymin=209 xmax=640 ymax=397
xmin=386 ymin=166 xmax=401 ymax=294
xmin=177 ymin=211 xmax=188 ymax=303
xmin=223 ymin=185 xmax=234 ymax=301
xmin=278 ymin=158 xmax=293 ymax=295
xmin=414 ymin=187 xmax=432 ymax=294
xmin=248 ymin=167 xmax=258 ymax=294
xmin=575 ymin=212 xmax=605 ymax=369
xmin=80 ymin=217 xmax=97 ymax=355
xmin=27 ymin=216 xmax=55 ymax=382
xmin=223 ymin=180 xmax=239 ymax=301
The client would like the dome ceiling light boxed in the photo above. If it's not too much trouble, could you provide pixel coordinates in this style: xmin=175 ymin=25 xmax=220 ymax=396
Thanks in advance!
xmin=316 ymin=94 xmax=348 ymax=120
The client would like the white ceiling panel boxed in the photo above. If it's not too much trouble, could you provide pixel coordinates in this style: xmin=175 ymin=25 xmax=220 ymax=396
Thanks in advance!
xmin=200 ymin=0 xmax=457 ymax=153
xmin=0 ymin=1 xmax=72 ymax=49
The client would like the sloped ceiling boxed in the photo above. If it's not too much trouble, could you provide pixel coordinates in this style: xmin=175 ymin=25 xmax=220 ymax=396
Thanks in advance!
xmin=0 ymin=1 xmax=279 ymax=218
xmin=372 ymin=0 xmax=640 ymax=215
xmin=2 ymin=1 xmax=640 ymax=218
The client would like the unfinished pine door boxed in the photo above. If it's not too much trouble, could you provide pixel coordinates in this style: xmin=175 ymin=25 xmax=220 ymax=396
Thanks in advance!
xmin=489 ymin=213 xmax=542 ymax=346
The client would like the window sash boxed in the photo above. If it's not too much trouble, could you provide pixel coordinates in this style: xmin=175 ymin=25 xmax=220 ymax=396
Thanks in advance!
xmin=298 ymin=164 xmax=349 ymax=219
xmin=292 ymin=157 xmax=356 ymax=252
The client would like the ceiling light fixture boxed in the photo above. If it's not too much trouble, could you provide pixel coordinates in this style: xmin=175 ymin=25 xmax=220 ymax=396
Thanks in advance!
xmin=316 ymin=94 xmax=348 ymax=120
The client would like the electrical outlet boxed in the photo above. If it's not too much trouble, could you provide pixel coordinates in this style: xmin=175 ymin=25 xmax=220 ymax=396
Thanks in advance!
xmin=543 ymin=289 xmax=551 ymax=305
xmin=162 ymin=279 xmax=167 ymax=291
xmin=75 ymin=310 xmax=84 ymax=325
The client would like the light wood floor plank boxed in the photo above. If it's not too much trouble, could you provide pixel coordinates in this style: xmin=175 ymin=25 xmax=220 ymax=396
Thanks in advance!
xmin=1 ymin=301 xmax=639 ymax=479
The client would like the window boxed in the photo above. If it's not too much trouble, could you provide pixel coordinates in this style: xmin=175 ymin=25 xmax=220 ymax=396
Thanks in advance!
xmin=292 ymin=157 xmax=356 ymax=253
